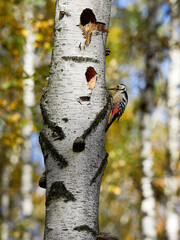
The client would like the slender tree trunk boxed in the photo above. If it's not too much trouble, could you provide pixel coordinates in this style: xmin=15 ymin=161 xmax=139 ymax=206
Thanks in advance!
xmin=140 ymin=2 xmax=158 ymax=240
xmin=40 ymin=1 xmax=111 ymax=239
xmin=1 ymin=147 xmax=19 ymax=240
xmin=1 ymin=165 xmax=12 ymax=240
xmin=21 ymin=5 xmax=35 ymax=240
xmin=165 ymin=1 xmax=180 ymax=239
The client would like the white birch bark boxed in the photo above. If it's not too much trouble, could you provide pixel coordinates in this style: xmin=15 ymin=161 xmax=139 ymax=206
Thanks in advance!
xmin=140 ymin=2 xmax=158 ymax=239
xmin=40 ymin=1 xmax=111 ymax=239
xmin=1 ymin=147 xmax=19 ymax=240
xmin=141 ymin=114 xmax=157 ymax=240
xmin=21 ymin=5 xmax=35 ymax=240
xmin=1 ymin=165 xmax=12 ymax=240
xmin=165 ymin=0 xmax=180 ymax=239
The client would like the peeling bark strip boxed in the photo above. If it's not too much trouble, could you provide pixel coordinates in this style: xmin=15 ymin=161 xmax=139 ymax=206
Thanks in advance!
xmin=85 ymin=67 xmax=97 ymax=82
xmin=73 ymin=225 xmax=97 ymax=236
xmin=62 ymin=56 xmax=99 ymax=63
xmin=73 ymin=96 xmax=111 ymax=152
xmin=78 ymin=8 xmax=108 ymax=47
xmin=46 ymin=181 xmax=76 ymax=206
xmin=85 ymin=67 xmax=99 ymax=90
xmin=90 ymin=153 xmax=108 ymax=185
xmin=39 ymin=131 xmax=68 ymax=168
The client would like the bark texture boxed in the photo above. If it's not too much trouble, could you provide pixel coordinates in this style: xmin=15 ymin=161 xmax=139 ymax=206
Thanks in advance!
xmin=140 ymin=2 xmax=158 ymax=240
xmin=40 ymin=1 xmax=111 ymax=239
xmin=165 ymin=1 xmax=180 ymax=239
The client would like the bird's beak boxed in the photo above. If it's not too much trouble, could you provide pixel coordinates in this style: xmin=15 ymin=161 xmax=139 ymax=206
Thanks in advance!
xmin=108 ymin=87 xmax=116 ymax=91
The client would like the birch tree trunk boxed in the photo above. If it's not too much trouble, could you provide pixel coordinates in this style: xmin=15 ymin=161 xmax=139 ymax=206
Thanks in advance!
xmin=40 ymin=1 xmax=111 ymax=239
xmin=1 ymin=150 xmax=19 ymax=240
xmin=1 ymin=165 xmax=12 ymax=240
xmin=21 ymin=5 xmax=35 ymax=240
xmin=165 ymin=1 xmax=180 ymax=239
xmin=140 ymin=2 xmax=158 ymax=239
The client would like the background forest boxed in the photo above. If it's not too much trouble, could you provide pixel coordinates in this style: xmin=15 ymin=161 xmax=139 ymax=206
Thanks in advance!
xmin=0 ymin=0 xmax=179 ymax=239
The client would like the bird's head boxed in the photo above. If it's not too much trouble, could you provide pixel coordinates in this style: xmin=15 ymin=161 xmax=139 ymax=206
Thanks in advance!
xmin=108 ymin=84 xmax=127 ymax=92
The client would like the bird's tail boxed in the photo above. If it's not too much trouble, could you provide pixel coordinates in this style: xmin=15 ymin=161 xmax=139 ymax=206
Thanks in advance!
xmin=105 ymin=116 xmax=116 ymax=132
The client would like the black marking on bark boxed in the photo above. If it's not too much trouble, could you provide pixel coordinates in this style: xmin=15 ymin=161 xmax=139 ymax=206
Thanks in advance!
xmin=90 ymin=153 xmax=108 ymax=185
xmin=46 ymin=181 xmax=76 ymax=206
xmin=59 ymin=11 xmax=65 ymax=20
xmin=105 ymin=48 xmax=111 ymax=56
xmin=62 ymin=118 xmax=68 ymax=122
xmin=73 ymin=137 xmax=85 ymax=152
xmin=74 ymin=225 xmax=97 ymax=236
xmin=38 ymin=169 xmax=52 ymax=189
xmin=79 ymin=96 xmax=91 ymax=101
xmin=53 ymin=126 xmax=65 ymax=141
xmin=80 ymin=8 xmax=96 ymax=26
xmin=39 ymin=131 xmax=68 ymax=169
xmin=39 ymin=172 xmax=46 ymax=189
xmin=59 ymin=10 xmax=71 ymax=20
xmin=54 ymin=26 xmax=62 ymax=33
xmin=62 ymin=56 xmax=99 ymax=63
xmin=82 ymin=96 xmax=111 ymax=140
xmin=72 ymin=96 xmax=111 ymax=152
xmin=39 ymin=131 xmax=49 ymax=163
xmin=40 ymin=92 xmax=49 ymax=125
xmin=40 ymin=94 xmax=66 ymax=141
xmin=45 ymin=226 xmax=53 ymax=231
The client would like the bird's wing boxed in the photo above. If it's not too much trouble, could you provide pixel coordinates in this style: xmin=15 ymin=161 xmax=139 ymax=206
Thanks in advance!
xmin=117 ymin=101 xmax=126 ymax=122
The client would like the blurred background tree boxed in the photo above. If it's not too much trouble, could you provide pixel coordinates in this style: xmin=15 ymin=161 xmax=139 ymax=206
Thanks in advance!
xmin=0 ymin=0 xmax=179 ymax=239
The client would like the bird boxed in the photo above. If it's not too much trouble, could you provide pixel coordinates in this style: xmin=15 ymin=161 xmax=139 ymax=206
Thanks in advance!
xmin=105 ymin=84 xmax=128 ymax=132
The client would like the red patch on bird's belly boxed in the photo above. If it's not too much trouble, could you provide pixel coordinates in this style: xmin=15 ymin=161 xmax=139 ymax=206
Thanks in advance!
xmin=111 ymin=107 xmax=119 ymax=116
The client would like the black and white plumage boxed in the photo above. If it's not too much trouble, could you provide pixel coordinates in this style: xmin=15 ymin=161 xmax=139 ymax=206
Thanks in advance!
xmin=105 ymin=84 xmax=128 ymax=132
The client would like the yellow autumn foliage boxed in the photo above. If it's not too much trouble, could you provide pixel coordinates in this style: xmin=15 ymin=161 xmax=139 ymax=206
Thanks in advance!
xmin=9 ymin=113 xmax=21 ymax=122
xmin=35 ymin=33 xmax=44 ymax=41
xmin=108 ymin=184 xmax=121 ymax=195
xmin=43 ymin=42 xmax=51 ymax=50
xmin=21 ymin=29 xmax=28 ymax=37
xmin=9 ymin=99 xmax=19 ymax=110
